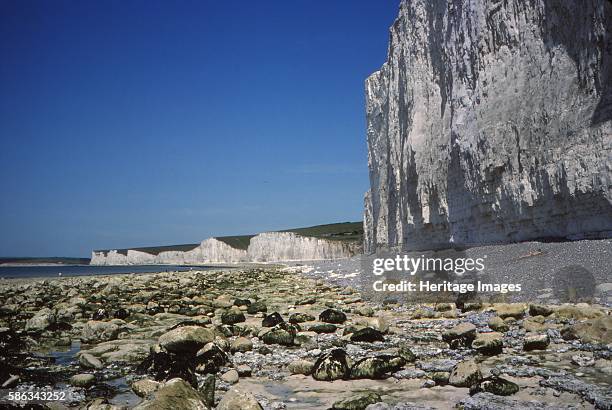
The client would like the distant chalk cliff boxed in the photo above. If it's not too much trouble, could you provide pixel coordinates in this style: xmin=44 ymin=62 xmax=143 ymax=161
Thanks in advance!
xmin=247 ymin=232 xmax=356 ymax=262
xmin=90 ymin=238 xmax=249 ymax=265
xmin=364 ymin=0 xmax=612 ymax=252
xmin=90 ymin=223 xmax=360 ymax=265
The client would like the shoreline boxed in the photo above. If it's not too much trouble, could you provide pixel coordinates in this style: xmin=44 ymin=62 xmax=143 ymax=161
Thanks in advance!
xmin=0 ymin=263 xmax=267 ymax=281
xmin=0 ymin=263 xmax=90 ymax=267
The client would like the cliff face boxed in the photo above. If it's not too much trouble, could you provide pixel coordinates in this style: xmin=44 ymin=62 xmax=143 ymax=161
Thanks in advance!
xmin=90 ymin=238 xmax=247 ymax=265
xmin=90 ymin=233 xmax=355 ymax=265
xmin=199 ymin=238 xmax=248 ymax=263
xmin=90 ymin=250 xmax=128 ymax=266
xmin=247 ymin=232 xmax=357 ymax=262
xmin=365 ymin=0 xmax=612 ymax=253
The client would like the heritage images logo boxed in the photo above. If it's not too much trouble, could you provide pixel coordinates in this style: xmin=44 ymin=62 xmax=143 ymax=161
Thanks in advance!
xmin=372 ymin=254 xmax=486 ymax=276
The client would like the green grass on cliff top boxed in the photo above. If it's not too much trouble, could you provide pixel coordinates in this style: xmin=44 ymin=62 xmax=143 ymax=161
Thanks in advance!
xmin=216 ymin=221 xmax=363 ymax=249
xmin=95 ymin=221 xmax=363 ymax=255
xmin=284 ymin=221 xmax=363 ymax=242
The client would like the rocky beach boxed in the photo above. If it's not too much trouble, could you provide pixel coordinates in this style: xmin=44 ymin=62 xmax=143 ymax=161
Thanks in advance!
xmin=1 ymin=262 xmax=610 ymax=409
xmin=1 ymin=0 xmax=611 ymax=408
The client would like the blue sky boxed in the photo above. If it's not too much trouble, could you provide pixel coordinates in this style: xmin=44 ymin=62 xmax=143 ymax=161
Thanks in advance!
xmin=0 ymin=0 xmax=400 ymax=257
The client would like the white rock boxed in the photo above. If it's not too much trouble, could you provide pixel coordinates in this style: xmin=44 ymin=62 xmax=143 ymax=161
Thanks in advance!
xmin=79 ymin=353 xmax=104 ymax=370
xmin=25 ymin=308 xmax=55 ymax=331
xmin=220 ymin=369 xmax=239 ymax=384
xmin=80 ymin=320 xmax=121 ymax=343
xmin=134 ymin=378 xmax=207 ymax=410
xmin=364 ymin=0 xmax=612 ymax=252
xmin=217 ymin=388 xmax=262 ymax=410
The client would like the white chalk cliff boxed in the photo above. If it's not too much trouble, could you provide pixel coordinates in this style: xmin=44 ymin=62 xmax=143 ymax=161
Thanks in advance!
xmin=90 ymin=233 xmax=355 ymax=265
xmin=90 ymin=250 xmax=128 ymax=266
xmin=364 ymin=0 xmax=612 ymax=252
xmin=247 ymin=232 xmax=357 ymax=262
xmin=91 ymin=238 xmax=248 ymax=265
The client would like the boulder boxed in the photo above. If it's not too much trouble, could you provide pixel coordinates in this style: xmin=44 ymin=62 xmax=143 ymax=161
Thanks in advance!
xmin=213 ymin=295 xmax=233 ymax=309
xmin=442 ymin=322 xmax=476 ymax=347
xmin=350 ymin=355 xmax=406 ymax=379
xmin=312 ymin=349 xmax=350 ymax=381
xmin=432 ymin=372 xmax=450 ymax=386
xmin=79 ymin=352 xmax=104 ymax=370
xmin=331 ymin=392 xmax=382 ymax=410
xmin=134 ymin=378 xmax=208 ymax=410
xmin=261 ymin=312 xmax=284 ymax=327
xmin=25 ymin=308 xmax=56 ymax=331
xmin=81 ymin=320 xmax=121 ymax=344
xmin=220 ymin=369 xmax=239 ymax=384
xmin=294 ymin=332 xmax=317 ymax=349
xmin=434 ymin=303 xmax=454 ymax=312
xmin=398 ymin=344 xmax=416 ymax=363
xmin=262 ymin=323 xmax=297 ymax=346
xmin=528 ymin=304 xmax=554 ymax=317
xmin=99 ymin=340 xmax=150 ymax=363
xmin=288 ymin=359 xmax=315 ymax=375
xmin=195 ymin=343 xmax=229 ymax=375
xmin=233 ymin=298 xmax=251 ymax=307
xmin=472 ymin=333 xmax=503 ymax=356
xmin=309 ymin=323 xmax=338 ymax=334
xmin=562 ymin=316 xmax=612 ymax=344
xmin=461 ymin=302 xmax=483 ymax=312
xmin=494 ymin=304 xmax=526 ymax=320
xmin=132 ymin=379 xmax=161 ymax=398
xmin=84 ymin=398 xmax=122 ymax=410
xmin=522 ymin=318 xmax=547 ymax=333
xmin=246 ymin=301 xmax=267 ymax=314
xmin=448 ymin=360 xmax=482 ymax=387
xmin=354 ymin=306 xmax=374 ymax=317
xmin=70 ymin=373 xmax=96 ymax=387
xmin=470 ymin=377 xmax=519 ymax=396
xmin=138 ymin=348 xmax=198 ymax=386
xmin=221 ymin=309 xmax=245 ymax=325
xmin=320 ymin=309 xmax=347 ymax=324
xmin=289 ymin=312 xmax=315 ymax=324
xmin=350 ymin=327 xmax=385 ymax=343
xmin=236 ymin=364 xmax=252 ymax=377
xmin=368 ymin=316 xmax=389 ymax=333
xmin=158 ymin=326 xmax=214 ymax=354
xmin=555 ymin=305 xmax=605 ymax=320
xmin=230 ymin=337 xmax=253 ymax=353
xmin=217 ymin=389 xmax=263 ymax=410
xmin=488 ymin=316 xmax=509 ymax=333
xmin=523 ymin=334 xmax=550 ymax=351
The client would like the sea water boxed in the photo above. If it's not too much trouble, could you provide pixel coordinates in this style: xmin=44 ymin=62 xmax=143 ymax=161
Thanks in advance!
xmin=0 ymin=264 xmax=221 ymax=279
